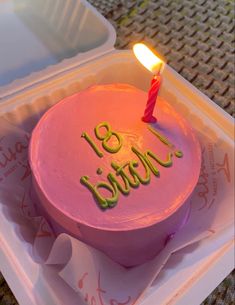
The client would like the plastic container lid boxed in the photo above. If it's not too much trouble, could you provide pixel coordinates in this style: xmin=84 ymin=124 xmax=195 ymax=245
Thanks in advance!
xmin=0 ymin=0 xmax=116 ymax=99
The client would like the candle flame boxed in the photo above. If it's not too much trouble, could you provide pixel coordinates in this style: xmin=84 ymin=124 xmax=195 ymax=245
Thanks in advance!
xmin=133 ymin=43 xmax=164 ymax=75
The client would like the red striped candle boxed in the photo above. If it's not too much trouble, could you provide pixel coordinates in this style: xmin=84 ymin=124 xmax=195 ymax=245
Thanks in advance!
xmin=142 ymin=73 xmax=161 ymax=123
xmin=133 ymin=43 xmax=164 ymax=123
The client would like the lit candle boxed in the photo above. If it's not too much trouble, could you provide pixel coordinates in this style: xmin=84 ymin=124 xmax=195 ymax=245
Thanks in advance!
xmin=133 ymin=43 xmax=165 ymax=123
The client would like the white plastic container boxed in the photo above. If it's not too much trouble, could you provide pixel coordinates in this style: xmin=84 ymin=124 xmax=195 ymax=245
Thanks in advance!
xmin=0 ymin=0 xmax=115 ymax=98
xmin=0 ymin=1 xmax=234 ymax=305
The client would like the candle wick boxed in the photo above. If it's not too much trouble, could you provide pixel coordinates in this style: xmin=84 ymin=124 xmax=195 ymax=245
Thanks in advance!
xmin=153 ymin=71 xmax=161 ymax=79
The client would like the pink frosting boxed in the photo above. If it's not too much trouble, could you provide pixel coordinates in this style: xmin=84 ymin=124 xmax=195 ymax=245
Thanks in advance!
xmin=29 ymin=84 xmax=201 ymax=266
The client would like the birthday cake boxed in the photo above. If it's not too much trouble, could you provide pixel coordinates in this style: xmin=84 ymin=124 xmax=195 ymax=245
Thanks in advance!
xmin=29 ymin=83 xmax=201 ymax=266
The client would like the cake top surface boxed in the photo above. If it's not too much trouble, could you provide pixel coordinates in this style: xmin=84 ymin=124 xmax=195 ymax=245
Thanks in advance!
xmin=29 ymin=84 xmax=201 ymax=231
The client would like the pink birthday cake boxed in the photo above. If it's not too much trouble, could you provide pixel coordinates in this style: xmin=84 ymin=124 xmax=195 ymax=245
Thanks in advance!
xmin=29 ymin=83 xmax=201 ymax=267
